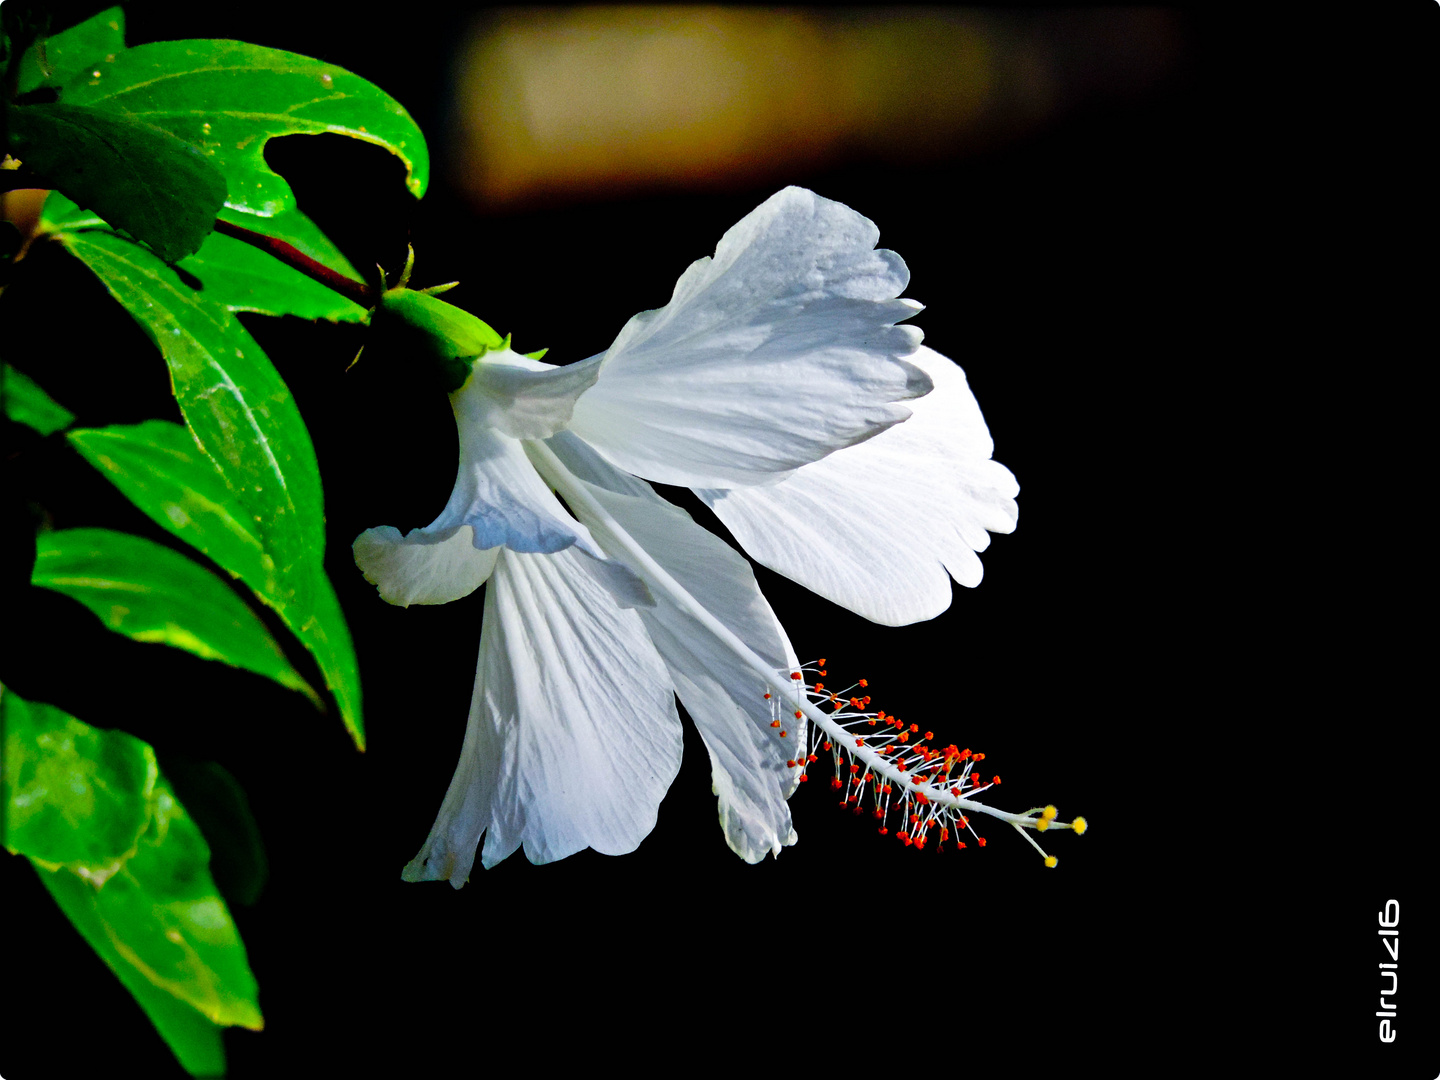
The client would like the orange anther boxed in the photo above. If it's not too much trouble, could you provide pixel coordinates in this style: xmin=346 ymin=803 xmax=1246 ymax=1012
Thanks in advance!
xmin=993 ymin=776 xmax=1001 ymax=784
xmin=909 ymin=724 xmax=919 ymax=733
xmin=924 ymin=731 xmax=934 ymax=741
xmin=858 ymin=679 xmax=868 ymax=687
xmin=770 ymin=719 xmax=781 ymax=728
xmin=794 ymin=710 xmax=802 ymax=719
xmin=799 ymin=774 xmax=808 ymax=782
xmin=791 ymin=672 xmax=802 ymax=680
xmin=763 ymin=692 xmax=771 ymax=699
xmin=787 ymin=760 xmax=797 ymax=768
xmin=973 ymin=752 xmax=985 ymax=761
xmin=977 ymin=837 xmax=987 ymax=847
xmin=818 ymin=658 xmax=826 ymax=666
xmin=780 ymin=730 xmax=788 ymax=737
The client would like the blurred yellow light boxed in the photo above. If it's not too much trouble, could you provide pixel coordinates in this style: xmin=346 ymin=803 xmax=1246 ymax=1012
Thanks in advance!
xmin=452 ymin=8 xmax=1179 ymax=208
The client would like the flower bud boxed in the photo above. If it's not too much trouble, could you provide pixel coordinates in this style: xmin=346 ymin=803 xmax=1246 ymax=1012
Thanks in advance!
xmin=374 ymin=284 xmax=506 ymax=392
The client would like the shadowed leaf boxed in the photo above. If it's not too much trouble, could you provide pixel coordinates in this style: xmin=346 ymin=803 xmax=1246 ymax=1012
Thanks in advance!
xmin=2 ymin=362 xmax=75 ymax=435
xmin=7 ymin=101 xmax=227 ymax=262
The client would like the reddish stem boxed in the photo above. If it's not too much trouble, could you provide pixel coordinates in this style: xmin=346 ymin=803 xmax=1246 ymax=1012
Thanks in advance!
xmin=212 ymin=218 xmax=376 ymax=309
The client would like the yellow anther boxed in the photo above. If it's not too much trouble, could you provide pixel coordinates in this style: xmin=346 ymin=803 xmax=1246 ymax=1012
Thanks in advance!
xmin=1044 ymin=855 xmax=1058 ymax=868
xmin=1072 ymin=816 xmax=1088 ymax=836
xmin=1036 ymin=817 xmax=1051 ymax=832
xmin=1042 ymin=805 xmax=1058 ymax=821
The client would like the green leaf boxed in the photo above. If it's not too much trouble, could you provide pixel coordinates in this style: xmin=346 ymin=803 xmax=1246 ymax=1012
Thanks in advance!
xmin=36 ymin=867 xmax=231 ymax=1078
xmin=6 ymin=101 xmax=227 ymax=263
xmin=67 ymin=420 xmax=277 ymax=597
xmin=38 ymin=190 xmax=368 ymax=322
xmin=1 ymin=686 xmax=156 ymax=879
xmin=60 ymin=39 xmax=429 ymax=217
xmin=31 ymin=527 xmax=322 ymax=707
xmin=2 ymin=361 xmax=75 ymax=434
xmin=185 ymin=210 xmax=368 ymax=322
xmin=14 ymin=5 xmax=126 ymax=95
xmin=375 ymin=286 xmax=507 ymax=391
xmin=56 ymin=229 xmax=325 ymax=555
xmin=85 ymin=777 xmax=263 ymax=1030
xmin=56 ymin=229 xmax=363 ymax=746
xmin=38 ymin=187 xmax=115 ymax=232
xmin=68 ymin=420 xmax=364 ymax=748
xmin=4 ymin=686 xmax=263 ymax=1075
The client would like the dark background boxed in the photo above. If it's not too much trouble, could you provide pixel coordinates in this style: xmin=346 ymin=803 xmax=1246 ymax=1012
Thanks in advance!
xmin=2 ymin=4 xmax=1434 ymax=1077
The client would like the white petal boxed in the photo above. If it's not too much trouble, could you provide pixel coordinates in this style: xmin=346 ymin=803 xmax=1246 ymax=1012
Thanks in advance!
xmin=568 ymin=187 xmax=932 ymax=487
xmin=699 ymin=347 xmax=1019 ymax=626
xmin=402 ymin=547 xmax=682 ymax=885
xmin=457 ymin=347 xmax=604 ymax=441
xmin=352 ymin=524 xmax=498 ymax=607
xmin=439 ymin=421 xmax=598 ymax=555
xmin=549 ymin=437 xmax=803 ymax=862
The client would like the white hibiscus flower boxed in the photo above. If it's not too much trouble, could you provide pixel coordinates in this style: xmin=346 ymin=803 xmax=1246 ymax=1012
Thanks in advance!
xmin=355 ymin=187 xmax=1075 ymax=887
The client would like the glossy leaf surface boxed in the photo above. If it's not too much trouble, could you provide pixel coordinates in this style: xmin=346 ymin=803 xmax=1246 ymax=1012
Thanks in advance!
xmin=187 ymin=212 xmax=368 ymax=321
xmin=67 ymin=421 xmax=363 ymax=747
xmin=4 ymin=686 xmax=263 ymax=1074
xmin=32 ymin=870 xmax=232 ymax=1079
xmin=55 ymin=226 xmax=363 ymax=745
xmin=56 ymin=229 xmax=325 ymax=556
xmin=68 ymin=420 xmax=276 ymax=595
xmin=39 ymin=190 xmax=368 ymax=322
xmin=32 ymin=527 xmax=322 ymax=706
xmin=60 ymin=39 xmax=429 ymax=217
xmin=13 ymin=5 xmax=126 ymax=94
xmin=1 ymin=687 xmax=156 ymax=879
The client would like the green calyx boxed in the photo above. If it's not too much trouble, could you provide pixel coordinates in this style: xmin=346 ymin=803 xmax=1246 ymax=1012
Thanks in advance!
xmin=372 ymin=247 xmax=505 ymax=392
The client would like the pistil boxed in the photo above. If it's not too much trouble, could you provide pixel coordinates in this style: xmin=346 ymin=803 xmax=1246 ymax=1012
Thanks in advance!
xmin=529 ymin=439 xmax=1085 ymax=865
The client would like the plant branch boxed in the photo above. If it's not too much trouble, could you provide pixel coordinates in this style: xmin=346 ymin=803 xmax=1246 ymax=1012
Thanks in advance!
xmin=212 ymin=218 xmax=376 ymax=309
